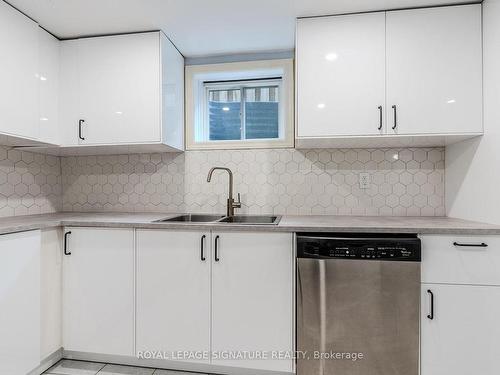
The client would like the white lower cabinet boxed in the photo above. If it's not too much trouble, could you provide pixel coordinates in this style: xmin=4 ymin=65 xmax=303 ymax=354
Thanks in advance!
xmin=421 ymin=283 xmax=500 ymax=375
xmin=60 ymin=228 xmax=293 ymax=372
xmin=62 ymin=227 xmax=135 ymax=356
xmin=136 ymin=230 xmax=211 ymax=363
xmin=211 ymin=231 xmax=294 ymax=372
xmin=421 ymin=235 xmax=500 ymax=375
xmin=40 ymin=228 xmax=63 ymax=360
xmin=0 ymin=230 xmax=41 ymax=375
xmin=136 ymin=230 xmax=294 ymax=373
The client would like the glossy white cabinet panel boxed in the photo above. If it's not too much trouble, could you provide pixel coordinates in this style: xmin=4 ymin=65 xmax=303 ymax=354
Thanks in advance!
xmin=161 ymin=33 xmax=184 ymax=150
xmin=40 ymin=228 xmax=63 ymax=360
xmin=136 ymin=230 xmax=210 ymax=363
xmin=211 ymin=232 xmax=294 ymax=372
xmin=38 ymin=28 xmax=60 ymax=145
xmin=62 ymin=227 xmax=134 ymax=356
xmin=296 ymin=12 xmax=386 ymax=137
xmin=0 ymin=1 xmax=39 ymax=140
xmin=0 ymin=230 xmax=41 ymax=375
xmin=421 ymin=235 xmax=500 ymax=286
xmin=421 ymin=284 xmax=500 ymax=375
xmin=77 ymin=32 xmax=161 ymax=144
xmin=386 ymin=5 xmax=482 ymax=135
xmin=59 ymin=40 xmax=80 ymax=146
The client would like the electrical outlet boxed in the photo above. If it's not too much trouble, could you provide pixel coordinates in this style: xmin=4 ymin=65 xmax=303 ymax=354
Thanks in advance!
xmin=359 ymin=172 xmax=370 ymax=189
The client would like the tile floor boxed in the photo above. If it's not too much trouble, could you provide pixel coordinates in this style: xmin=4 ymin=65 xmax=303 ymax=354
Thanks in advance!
xmin=44 ymin=359 xmax=207 ymax=375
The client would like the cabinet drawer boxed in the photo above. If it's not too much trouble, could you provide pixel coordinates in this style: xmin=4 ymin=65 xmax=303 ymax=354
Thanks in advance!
xmin=421 ymin=235 xmax=500 ymax=285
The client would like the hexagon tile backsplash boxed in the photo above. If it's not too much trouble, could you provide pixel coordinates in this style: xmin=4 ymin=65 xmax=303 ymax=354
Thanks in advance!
xmin=61 ymin=148 xmax=445 ymax=216
xmin=0 ymin=146 xmax=62 ymax=217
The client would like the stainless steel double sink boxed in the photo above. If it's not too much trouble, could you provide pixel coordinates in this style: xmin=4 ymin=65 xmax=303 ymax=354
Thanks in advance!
xmin=154 ymin=214 xmax=281 ymax=225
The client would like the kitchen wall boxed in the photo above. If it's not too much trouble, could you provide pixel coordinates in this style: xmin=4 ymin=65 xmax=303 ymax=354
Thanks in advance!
xmin=61 ymin=147 xmax=445 ymax=216
xmin=445 ymin=0 xmax=500 ymax=225
xmin=0 ymin=145 xmax=62 ymax=217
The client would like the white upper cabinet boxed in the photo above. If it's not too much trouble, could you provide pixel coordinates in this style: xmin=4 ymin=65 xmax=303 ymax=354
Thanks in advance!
xmin=77 ymin=33 xmax=161 ymax=145
xmin=297 ymin=12 xmax=386 ymax=137
xmin=0 ymin=1 xmax=39 ymax=141
xmin=59 ymin=31 xmax=184 ymax=151
xmin=386 ymin=5 xmax=482 ymax=135
xmin=38 ymin=28 xmax=60 ymax=145
xmin=59 ymin=40 xmax=80 ymax=146
xmin=161 ymin=34 xmax=185 ymax=150
xmin=296 ymin=4 xmax=483 ymax=148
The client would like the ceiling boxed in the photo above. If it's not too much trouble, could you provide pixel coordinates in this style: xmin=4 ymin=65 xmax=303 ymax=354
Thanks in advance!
xmin=8 ymin=0 xmax=477 ymax=57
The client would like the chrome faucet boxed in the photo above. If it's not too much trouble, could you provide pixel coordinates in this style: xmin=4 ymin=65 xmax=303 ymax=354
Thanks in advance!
xmin=207 ymin=167 xmax=241 ymax=217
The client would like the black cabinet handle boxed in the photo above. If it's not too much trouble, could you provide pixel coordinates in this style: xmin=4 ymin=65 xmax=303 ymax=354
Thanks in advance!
xmin=214 ymin=235 xmax=220 ymax=262
xmin=453 ymin=242 xmax=488 ymax=248
xmin=391 ymin=105 xmax=397 ymax=130
xmin=378 ymin=105 xmax=383 ymax=130
xmin=78 ymin=119 xmax=85 ymax=140
xmin=427 ymin=289 xmax=434 ymax=320
xmin=64 ymin=231 xmax=72 ymax=255
xmin=200 ymin=235 xmax=206 ymax=261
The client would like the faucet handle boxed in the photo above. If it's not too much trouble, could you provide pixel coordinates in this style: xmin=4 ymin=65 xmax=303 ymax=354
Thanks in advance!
xmin=234 ymin=193 xmax=242 ymax=208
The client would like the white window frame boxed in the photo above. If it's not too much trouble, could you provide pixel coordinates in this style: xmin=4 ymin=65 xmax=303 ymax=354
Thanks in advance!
xmin=202 ymin=79 xmax=284 ymax=142
xmin=185 ymin=59 xmax=294 ymax=150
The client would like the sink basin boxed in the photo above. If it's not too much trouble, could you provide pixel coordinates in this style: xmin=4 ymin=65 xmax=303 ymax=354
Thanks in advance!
xmin=155 ymin=214 xmax=225 ymax=223
xmin=218 ymin=215 xmax=281 ymax=225
xmin=154 ymin=214 xmax=281 ymax=225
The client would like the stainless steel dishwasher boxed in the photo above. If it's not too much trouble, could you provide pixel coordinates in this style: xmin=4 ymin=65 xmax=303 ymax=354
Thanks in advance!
xmin=296 ymin=233 xmax=421 ymax=375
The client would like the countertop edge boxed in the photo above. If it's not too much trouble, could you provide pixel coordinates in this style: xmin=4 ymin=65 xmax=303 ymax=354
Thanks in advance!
xmin=1 ymin=217 xmax=500 ymax=236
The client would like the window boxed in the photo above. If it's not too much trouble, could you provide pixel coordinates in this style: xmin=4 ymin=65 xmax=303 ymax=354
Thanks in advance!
xmin=186 ymin=59 xmax=294 ymax=150
xmin=205 ymin=80 xmax=281 ymax=142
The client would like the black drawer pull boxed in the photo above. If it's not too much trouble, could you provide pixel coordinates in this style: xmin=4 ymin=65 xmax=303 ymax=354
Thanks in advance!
xmin=391 ymin=105 xmax=397 ymax=130
xmin=427 ymin=289 xmax=434 ymax=320
xmin=453 ymin=242 xmax=488 ymax=248
xmin=377 ymin=105 xmax=383 ymax=130
xmin=200 ymin=235 xmax=206 ymax=261
xmin=78 ymin=119 xmax=85 ymax=140
xmin=214 ymin=235 xmax=220 ymax=262
xmin=64 ymin=231 xmax=72 ymax=255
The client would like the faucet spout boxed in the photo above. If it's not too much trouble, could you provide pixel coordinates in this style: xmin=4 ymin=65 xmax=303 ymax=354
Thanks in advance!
xmin=206 ymin=167 xmax=241 ymax=217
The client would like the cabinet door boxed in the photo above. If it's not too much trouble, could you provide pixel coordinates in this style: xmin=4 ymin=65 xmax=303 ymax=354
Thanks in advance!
xmin=136 ymin=230 xmax=210 ymax=363
xmin=386 ymin=5 xmax=482 ymax=135
xmin=160 ymin=33 xmax=185 ymax=150
xmin=77 ymin=32 xmax=161 ymax=144
xmin=40 ymin=228 xmax=63 ymax=360
xmin=0 ymin=230 xmax=41 ymax=375
xmin=62 ymin=228 xmax=134 ymax=356
xmin=59 ymin=40 xmax=80 ymax=146
xmin=296 ymin=13 xmax=386 ymax=137
xmin=0 ymin=1 xmax=39 ymax=140
xmin=421 ymin=284 xmax=500 ymax=375
xmin=211 ymin=232 xmax=294 ymax=372
xmin=39 ymin=28 xmax=60 ymax=145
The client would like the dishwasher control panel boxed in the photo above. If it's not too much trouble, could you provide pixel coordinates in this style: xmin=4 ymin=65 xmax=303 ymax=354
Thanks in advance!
xmin=297 ymin=233 xmax=421 ymax=261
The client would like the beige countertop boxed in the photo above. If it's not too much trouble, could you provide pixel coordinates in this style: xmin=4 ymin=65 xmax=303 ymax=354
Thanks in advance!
xmin=0 ymin=212 xmax=499 ymax=236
